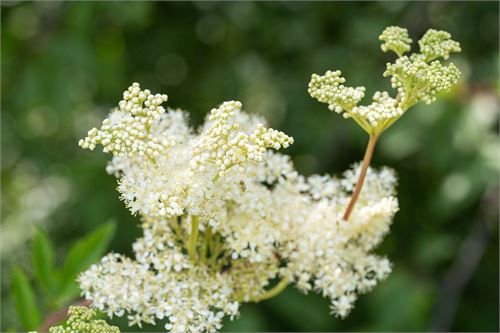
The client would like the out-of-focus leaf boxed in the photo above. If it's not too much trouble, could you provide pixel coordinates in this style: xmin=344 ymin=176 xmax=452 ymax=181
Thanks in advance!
xmin=365 ymin=268 xmax=434 ymax=331
xmin=59 ymin=221 xmax=116 ymax=297
xmin=31 ymin=227 xmax=57 ymax=295
xmin=12 ymin=266 xmax=41 ymax=331
xmin=222 ymin=304 xmax=268 ymax=332
xmin=265 ymin=287 xmax=335 ymax=331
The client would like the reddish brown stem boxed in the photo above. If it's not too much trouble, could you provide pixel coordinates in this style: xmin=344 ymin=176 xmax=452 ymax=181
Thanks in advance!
xmin=38 ymin=299 xmax=91 ymax=332
xmin=342 ymin=134 xmax=379 ymax=221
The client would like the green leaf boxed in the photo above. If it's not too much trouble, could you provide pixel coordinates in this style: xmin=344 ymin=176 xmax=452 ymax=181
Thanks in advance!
xmin=31 ymin=227 xmax=57 ymax=295
xmin=12 ymin=266 xmax=42 ymax=331
xmin=59 ymin=221 xmax=116 ymax=296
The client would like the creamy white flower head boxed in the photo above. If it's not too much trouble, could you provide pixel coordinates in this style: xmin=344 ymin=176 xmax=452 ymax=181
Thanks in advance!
xmin=79 ymin=218 xmax=239 ymax=333
xmin=279 ymin=164 xmax=398 ymax=317
xmin=79 ymin=83 xmax=399 ymax=331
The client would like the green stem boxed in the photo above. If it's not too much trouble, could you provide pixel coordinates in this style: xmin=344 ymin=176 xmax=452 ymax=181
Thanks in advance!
xmin=170 ymin=217 xmax=184 ymax=241
xmin=210 ymin=236 xmax=222 ymax=268
xmin=188 ymin=216 xmax=199 ymax=261
xmin=251 ymin=278 xmax=289 ymax=302
xmin=200 ymin=227 xmax=211 ymax=263
xmin=352 ymin=115 xmax=373 ymax=135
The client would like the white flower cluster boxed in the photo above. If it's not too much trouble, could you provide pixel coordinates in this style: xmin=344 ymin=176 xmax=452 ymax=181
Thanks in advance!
xmin=191 ymin=101 xmax=293 ymax=175
xmin=379 ymin=26 xmax=413 ymax=56
xmin=80 ymin=244 xmax=239 ymax=333
xmin=351 ymin=91 xmax=403 ymax=128
xmin=79 ymin=83 xmax=174 ymax=160
xmin=280 ymin=166 xmax=398 ymax=317
xmin=308 ymin=70 xmax=366 ymax=114
xmin=78 ymin=84 xmax=399 ymax=332
xmin=310 ymin=27 xmax=461 ymax=135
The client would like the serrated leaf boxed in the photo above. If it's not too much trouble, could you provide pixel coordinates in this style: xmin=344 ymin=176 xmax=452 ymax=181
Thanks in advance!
xmin=31 ymin=227 xmax=56 ymax=295
xmin=59 ymin=221 xmax=116 ymax=295
xmin=12 ymin=266 xmax=42 ymax=331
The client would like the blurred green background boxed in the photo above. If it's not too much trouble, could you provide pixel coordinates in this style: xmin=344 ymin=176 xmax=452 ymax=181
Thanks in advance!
xmin=1 ymin=1 xmax=499 ymax=332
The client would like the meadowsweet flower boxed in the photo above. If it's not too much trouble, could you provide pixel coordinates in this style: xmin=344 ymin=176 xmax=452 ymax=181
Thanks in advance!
xmin=302 ymin=26 xmax=461 ymax=318
xmin=279 ymin=165 xmax=398 ymax=317
xmin=78 ymin=83 xmax=398 ymax=331
xmin=77 ymin=26 xmax=459 ymax=332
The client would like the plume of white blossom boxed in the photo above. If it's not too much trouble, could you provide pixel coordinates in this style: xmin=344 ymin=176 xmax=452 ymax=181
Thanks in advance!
xmin=78 ymin=82 xmax=399 ymax=332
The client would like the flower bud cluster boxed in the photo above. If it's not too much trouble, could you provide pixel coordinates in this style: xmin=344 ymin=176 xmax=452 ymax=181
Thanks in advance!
xmin=310 ymin=27 xmax=461 ymax=135
xmin=308 ymin=70 xmax=366 ymax=114
xmin=79 ymin=83 xmax=174 ymax=160
xmin=418 ymin=29 xmax=461 ymax=61
xmin=119 ymin=82 xmax=168 ymax=121
xmin=384 ymin=56 xmax=461 ymax=105
xmin=351 ymin=91 xmax=403 ymax=128
xmin=379 ymin=26 xmax=413 ymax=56
xmin=48 ymin=306 xmax=120 ymax=333
xmin=191 ymin=101 xmax=293 ymax=175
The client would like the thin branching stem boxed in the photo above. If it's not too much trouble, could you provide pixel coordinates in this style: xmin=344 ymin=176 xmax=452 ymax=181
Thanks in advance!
xmin=342 ymin=134 xmax=379 ymax=221
xmin=251 ymin=278 xmax=289 ymax=302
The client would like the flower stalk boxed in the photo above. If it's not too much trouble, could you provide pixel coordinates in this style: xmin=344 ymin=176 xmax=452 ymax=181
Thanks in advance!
xmin=188 ymin=216 xmax=199 ymax=261
xmin=342 ymin=134 xmax=379 ymax=221
xmin=250 ymin=278 xmax=289 ymax=303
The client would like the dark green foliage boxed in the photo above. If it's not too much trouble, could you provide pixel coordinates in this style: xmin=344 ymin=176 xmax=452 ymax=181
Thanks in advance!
xmin=32 ymin=228 xmax=57 ymax=295
xmin=12 ymin=266 xmax=42 ymax=331
xmin=9 ymin=224 xmax=116 ymax=331
xmin=58 ymin=221 xmax=116 ymax=301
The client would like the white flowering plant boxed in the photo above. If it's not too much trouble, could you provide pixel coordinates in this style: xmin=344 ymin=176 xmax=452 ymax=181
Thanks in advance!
xmin=72 ymin=26 xmax=461 ymax=333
